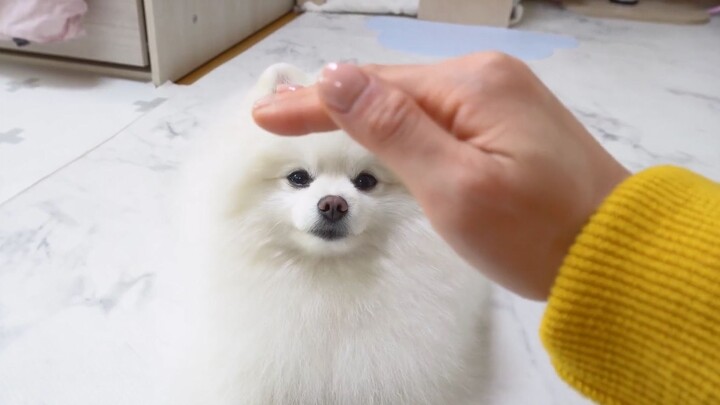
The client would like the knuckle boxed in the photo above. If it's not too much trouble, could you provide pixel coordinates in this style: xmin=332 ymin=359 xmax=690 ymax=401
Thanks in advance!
xmin=478 ymin=51 xmax=518 ymax=68
xmin=479 ymin=52 xmax=529 ymax=79
xmin=365 ymin=88 xmax=416 ymax=142
xmin=457 ymin=52 xmax=536 ymax=95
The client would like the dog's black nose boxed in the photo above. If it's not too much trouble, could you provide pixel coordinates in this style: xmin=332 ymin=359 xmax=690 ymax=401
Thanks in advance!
xmin=317 ymin=195 xmax=348 ymax=222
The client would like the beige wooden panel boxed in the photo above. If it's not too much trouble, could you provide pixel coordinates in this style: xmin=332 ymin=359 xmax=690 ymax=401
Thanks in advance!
xmin=0 ymin=51 xmax=150 ymax=81
xmin=562 ymin=0 xmax=710 ymax=25
xmin=419 ymin=0 xmax=514 ymax=27
xmin=0 ymin=0 xmax=148 ymax=67
xmin=144 ymin=0 xmax=294 ymax=84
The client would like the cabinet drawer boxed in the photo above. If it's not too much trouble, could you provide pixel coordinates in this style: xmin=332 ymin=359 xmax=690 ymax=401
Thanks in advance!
xmin=0 ymin=0 xmax=148 ymax=67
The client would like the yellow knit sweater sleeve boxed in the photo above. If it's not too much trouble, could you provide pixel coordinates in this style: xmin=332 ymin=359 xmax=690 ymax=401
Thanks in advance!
xmin=541 ymin=166 xmax=720 ymax=404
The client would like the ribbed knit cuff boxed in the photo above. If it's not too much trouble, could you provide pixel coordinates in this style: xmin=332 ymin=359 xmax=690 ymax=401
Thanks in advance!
xmin=541 ymin=166 xmax=720 ymax=405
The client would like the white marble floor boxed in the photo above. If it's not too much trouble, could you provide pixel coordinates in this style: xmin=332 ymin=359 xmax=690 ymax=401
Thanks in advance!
xmin=0 ymin=62 xmax=180 ymax=205
xmin=0 ymin=3 xmax=718 ymax=404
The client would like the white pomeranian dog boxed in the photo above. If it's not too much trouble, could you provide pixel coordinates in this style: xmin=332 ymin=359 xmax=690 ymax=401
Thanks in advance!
xmin=167 ymin=63 xmax=490 ymax=405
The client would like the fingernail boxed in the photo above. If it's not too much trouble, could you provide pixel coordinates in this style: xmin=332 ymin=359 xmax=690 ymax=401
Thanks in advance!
xmin=253 ymin=94 xmax=273 ymax=110
xmin=318 ymin=62 xmax=369 ymax=113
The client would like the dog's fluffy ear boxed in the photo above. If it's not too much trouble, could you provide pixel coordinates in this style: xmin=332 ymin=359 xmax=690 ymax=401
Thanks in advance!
xmin=247 ymin=63 xmax=313 ymax=102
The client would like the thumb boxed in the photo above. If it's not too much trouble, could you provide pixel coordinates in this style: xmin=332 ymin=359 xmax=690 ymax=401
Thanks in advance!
xmin=317 ymin=63 xmax=459 ymax=185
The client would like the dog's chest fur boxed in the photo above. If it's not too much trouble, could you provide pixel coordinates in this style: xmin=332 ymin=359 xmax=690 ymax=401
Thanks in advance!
xmin=189 ymin=254 xmax=487 ymax=405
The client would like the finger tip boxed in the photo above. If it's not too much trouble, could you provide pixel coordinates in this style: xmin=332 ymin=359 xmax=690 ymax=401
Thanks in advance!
xmin=250 ymin=86 xmax=338 ymax=135
xmin=251 ymin=108 xmax=273 ymax=130
xmin=252 ymin=110 xmax=301 ymax=136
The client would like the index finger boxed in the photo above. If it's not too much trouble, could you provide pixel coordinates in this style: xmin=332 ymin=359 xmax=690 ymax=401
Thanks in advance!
xmin=252 ymin=64 xmax=430 ymax=135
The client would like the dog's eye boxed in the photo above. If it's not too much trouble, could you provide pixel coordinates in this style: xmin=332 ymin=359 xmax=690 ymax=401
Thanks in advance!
xmin=287 ymin=170 xmax=312 ymax=188
xmin=353 ymin=172 xmax=378 ymax=191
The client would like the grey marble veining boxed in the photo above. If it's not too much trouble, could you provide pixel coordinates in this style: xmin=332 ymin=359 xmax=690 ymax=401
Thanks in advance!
xmin=0 ymin=61 xmax=181 ymax=205
xmin=520 ymin=3 xmax=720 ymax=178
xmin=1 ymin=4 xmax=718 ymax=404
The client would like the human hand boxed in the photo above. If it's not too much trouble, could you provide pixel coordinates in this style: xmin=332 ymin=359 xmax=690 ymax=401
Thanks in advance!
xmin=252 ymin=53 xmax=629 ymax=300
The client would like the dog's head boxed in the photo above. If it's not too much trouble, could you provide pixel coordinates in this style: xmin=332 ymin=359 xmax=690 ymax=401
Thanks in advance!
xmin=211 ymin=64 xmax=420 ymax=260
xmin=255 ymin=133 xmax=417 ymax=258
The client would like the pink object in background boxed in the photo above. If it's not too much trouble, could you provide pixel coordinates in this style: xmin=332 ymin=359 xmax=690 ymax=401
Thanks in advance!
xmin=0 ymin=0 xmax=88 ymax=44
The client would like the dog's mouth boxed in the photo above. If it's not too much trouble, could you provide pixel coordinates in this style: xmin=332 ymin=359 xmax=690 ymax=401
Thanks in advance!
xmin=309 ymin=223 xmax=349 ymax=241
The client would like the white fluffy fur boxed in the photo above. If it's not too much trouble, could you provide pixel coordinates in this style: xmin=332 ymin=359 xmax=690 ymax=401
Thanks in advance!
xmin=167 ymin=64 xmax=490 ymax=405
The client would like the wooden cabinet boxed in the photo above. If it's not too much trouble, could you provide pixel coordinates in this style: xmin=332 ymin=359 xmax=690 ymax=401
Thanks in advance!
xmin=0 ymin=0 xmax=294 ymax=84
